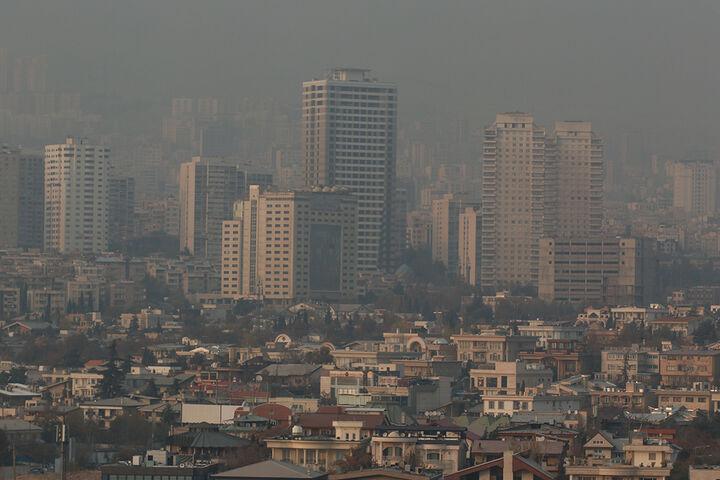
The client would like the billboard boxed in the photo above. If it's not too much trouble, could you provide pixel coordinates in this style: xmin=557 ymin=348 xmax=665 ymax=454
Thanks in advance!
xmin=309 ymin=224 xmax=342 ymax=292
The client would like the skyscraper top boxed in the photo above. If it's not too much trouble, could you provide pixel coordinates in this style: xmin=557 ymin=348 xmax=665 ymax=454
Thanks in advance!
xmin=327 ymin=67 xmax=373 ymax=82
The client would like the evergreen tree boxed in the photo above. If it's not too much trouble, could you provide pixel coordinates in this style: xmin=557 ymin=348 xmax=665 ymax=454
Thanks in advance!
xmin=98 ymin=341 xmax=125 ymax=398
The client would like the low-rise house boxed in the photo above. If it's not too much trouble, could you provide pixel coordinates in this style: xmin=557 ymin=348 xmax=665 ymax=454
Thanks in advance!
xmin=265 ymin=421 xmax=364 ymax=472
xmin=566 ymin=434 xmax=678 ymax=480
xmin=371 ymin=424 xmax=467 ymax=474
xmin=0 ymin=418 xmax=43 ymax=444
xmin=80 ymin=397 xmax=145 ymax=428
xmin=256 ymin=364 xmax=323 ymax=393
xmin=444 ymin=451 xmax=556 ymax=480
xmin=518 ymin=339 xmax=590 ymax=380
xmin=659 ymin=350 xmax=720 ymax=387
xmin=470 ymin=361 xmax=553 ymax=396
xmin=589 ymin=382 xmax=654 ymax=414
xmin=471 ymin=439 xmax=565 ymax=473
xmin=100 ymin=450 xmax=220 ymax=480
xmin=213 ymin=460 xmax=328 ymax=480
xmin=600 ymin=346 xmax=660 ymax=385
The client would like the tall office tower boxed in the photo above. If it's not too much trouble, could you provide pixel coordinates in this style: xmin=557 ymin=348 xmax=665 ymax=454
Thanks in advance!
xmin=458 ymin=206 xmax=482 ymax=287
xmin=178 ymin=157 xmax=245 ymax=264
xmin=431 ymin=194 xmax=462 ymax=276
xmin=672 ymin=159 xmax=718 ymax=216
xmin=221 ymin=185 xmax=357 ymax=303
xmin=538 ymin=237 xmax=656 ymax=306
xmin=0 ymin=145 xmax=44 ymax=249
xmin=44 ymin=137 xmax=110 ymax=254
xmin=109 ymin=177 xmax=136 ymax=247
xmin=302 ymin=68 xmax=397 ymax=272
xmin=551 ymin=121 xmax=604 ymax=238
xmin=481 ymin=113 xmax=551 ymax=290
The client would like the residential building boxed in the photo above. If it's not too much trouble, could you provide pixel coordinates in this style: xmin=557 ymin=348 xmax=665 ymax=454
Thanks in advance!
xmin=179 ymin=157 xmax=246 ymax=264
xmin=303 ymin=68 xmax=397 ymax=272
xmin=458 ymin=205 xmax=481 ymax=286
xmin=431 ymin=194 xmax=461 ymax=275
xmin=566 ymin=435 xmax=677 ymax=480
xmin=406 ymin=210 xmax=432 ymax=250
xmin=538 ymin=237 xmax=656 ymax=306
xmin=659 ymin=350 xmax=720 ymax=387
xmin=220 ymin=185 xmax=358 ymax=303
xmin=589 ymin=382 xmax=654 ymax=415
xmin=519 ymin=338 xmax=590 ymax=380
xmin=481 ymin=112 xmax=550 ymax=289
xmin=600 ymin=347 xmax=660 ymax=384
xmin=0 ymin=145 xmax=44 ymax=249
xmin=550 ymin=121 xmax=604 ymax=238
xmin=371 ymin=425 xmax=467 ymax=474
xmin=672 ymin=159 xmax=718 ymax=216
xmin=516 ymin=320 xmax=585 ymax=349
xmin=469 ymin=361 xmax=553 ymax=395
xmin=265 ymin=421 xmax=363 ymax=472
xmin=44 ymin=137 xmax=110 ymax=254
xmin=108 ymin=176 xmax=136 ymax=247
xmin=451 ymin=332 xmax=537 ymax=364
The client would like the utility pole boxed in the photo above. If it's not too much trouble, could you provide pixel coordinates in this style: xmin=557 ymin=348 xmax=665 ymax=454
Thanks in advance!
xmin=57 ymin=423 xmax=67 ymax=480
xmin=12 ymin=442 xmax=16 ymax=480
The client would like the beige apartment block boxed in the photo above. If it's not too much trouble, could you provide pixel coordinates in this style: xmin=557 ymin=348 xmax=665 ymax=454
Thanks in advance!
xmin=221 ymin=185 xmax=357 ymax=303
xmin=481 ymin=113 xmax=550 ymax=289
xmin=672 ymin=159 xmax=717 ymax=216
xmin=551 ymin=121 xmax=604 ymax=238
xmin=44 ymin=137 xmax=110 ymax=254
xmin=538 ymin=237 xmax=655 ymax=305
xmin=481 ymin=114 xmax=604 ymax=290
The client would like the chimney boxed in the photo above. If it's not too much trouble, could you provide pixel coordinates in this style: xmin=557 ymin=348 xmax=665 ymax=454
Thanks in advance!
xmin=503 ymin=450 xmax=514 ymax=480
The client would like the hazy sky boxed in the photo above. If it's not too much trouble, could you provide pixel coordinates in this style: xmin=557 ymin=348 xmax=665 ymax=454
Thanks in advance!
xmin=2 ymin=0 xmax=719 ymax=157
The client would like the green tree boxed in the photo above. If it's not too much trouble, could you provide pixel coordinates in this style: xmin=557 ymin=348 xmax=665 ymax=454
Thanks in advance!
xmin=98 ymin=341 xmax=125 ymax=398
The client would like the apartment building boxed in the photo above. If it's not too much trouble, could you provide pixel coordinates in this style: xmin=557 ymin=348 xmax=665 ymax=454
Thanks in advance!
xmin=450 ymin=332 xmax=537 ymax=363
xmin=458 ymin=205 xmax=482 ymax=286
xmin=659 ymin=350 xmax=720 ymax=387
xmin=538 ymin=237 xmax=656 ymax=305
xmin=44 ymin=137 xmax=110 ymax=254
xmin=469 ymin=361 xmax=553 ymax=395
xmin=0 ymin=145 xmax=44 ymax=249
xmin=179 ymin=157 xmax=245 ymax=264
xmin=221 ymin=185 xmax=358 ymax=303
xmin=303 ymin=68 xmax=397 ymax=272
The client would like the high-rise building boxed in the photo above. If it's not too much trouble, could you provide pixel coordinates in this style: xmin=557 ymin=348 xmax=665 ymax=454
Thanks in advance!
xmin=0 ymin=145 xmax=44 ymax=249
xmin=44 ymin=137 xmax=110 ymax=254
xmin=538 ymin=237 xmax=656 ymax=306
xmin=303 ymin=68 xmax=397 ymax=272
xmin=431 ymin=194 xmax=462 ymax=276
xmin=551 ymin=121 xmax=604 ymax=238
xmin=221 ymin=185 xmax=357 ymax=303
xmin=406 ymin=210 xmax=432 ymax=251
xmin=178 ymin=157 xmax=245 ymax=264
xmin=458 ymin=205 xmax=482 ymax=286
xmin=672 ymin=159 xmax=718 ymax=216
xmin=109 ymin=177 xmax=136 ymax=248
xmin=481 ymin=113 xmax=551 ymax=290
xmin=481 ymin=114 xmax=604 ymax=290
